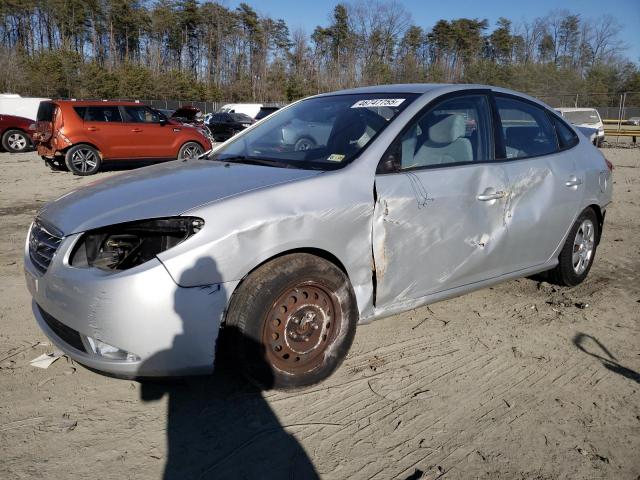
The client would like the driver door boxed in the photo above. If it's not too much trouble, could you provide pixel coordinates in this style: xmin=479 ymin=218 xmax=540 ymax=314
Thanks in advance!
xmin=372 ymin=93 xmax=512 ymax=307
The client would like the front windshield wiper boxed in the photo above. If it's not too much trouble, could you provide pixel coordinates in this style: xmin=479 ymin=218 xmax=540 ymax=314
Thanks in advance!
xmin=211 ymin=155 xmax=295 ymax=169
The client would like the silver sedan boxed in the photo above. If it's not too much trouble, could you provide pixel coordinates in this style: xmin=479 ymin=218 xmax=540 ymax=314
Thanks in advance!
xmin=25 ymin=84 xmax=613 ymax=389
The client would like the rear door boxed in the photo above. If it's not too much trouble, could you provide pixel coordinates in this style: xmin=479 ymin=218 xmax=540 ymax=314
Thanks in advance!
xmin=121 ymin=105 xmax=176 ymax=158
xmin=495 ymin=94 xmax=584 ymax=271
xmin=372 ymin=92 xmax=511 ymax=307
xmin=81 ymin=105 xmax=130 ymax=159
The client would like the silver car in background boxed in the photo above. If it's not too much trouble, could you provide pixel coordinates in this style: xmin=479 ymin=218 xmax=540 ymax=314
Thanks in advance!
xmin=25 ymin=84 xmax=613 ymax=389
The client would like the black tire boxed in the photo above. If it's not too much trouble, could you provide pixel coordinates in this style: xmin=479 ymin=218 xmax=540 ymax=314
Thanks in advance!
xmin=224 ymin=253 xmax=358 ymax=390
xmin=548 ymin=208 xmax=599 ymax=286
xmin=65 ymin=144 xmax=101 ymax=175
xmin=2 ymin=129 xmax=31 ymax=153
xmin=178 ymin=141 xmax=204 ymax=161
xmin=294 ymin=137 xmax=316 ymax=151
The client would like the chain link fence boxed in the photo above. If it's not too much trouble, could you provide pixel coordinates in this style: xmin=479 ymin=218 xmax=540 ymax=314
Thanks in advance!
xmin=535 ymin=92 xmax=640 ymax=121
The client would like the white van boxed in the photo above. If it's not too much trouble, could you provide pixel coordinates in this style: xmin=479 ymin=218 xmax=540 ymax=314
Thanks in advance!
xmin=0 ymin=93 xmax=51 ymax=120
xmin=218 ymin=103 xmax=263 ymax=119
xmin=556 ymin=107 xmax=605 ymax=146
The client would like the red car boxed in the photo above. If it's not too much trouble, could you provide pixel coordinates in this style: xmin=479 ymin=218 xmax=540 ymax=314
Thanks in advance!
xmin=0 ymin=114 xmax=35 ymax=153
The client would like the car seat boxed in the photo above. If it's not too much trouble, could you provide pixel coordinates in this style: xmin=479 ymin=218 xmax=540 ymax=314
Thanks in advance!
xmin=410 ymin=113 xmax=473 ymax=167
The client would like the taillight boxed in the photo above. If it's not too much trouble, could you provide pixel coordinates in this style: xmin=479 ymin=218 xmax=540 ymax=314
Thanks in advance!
xmin=605 ymin=157 xmax=613 ymax=171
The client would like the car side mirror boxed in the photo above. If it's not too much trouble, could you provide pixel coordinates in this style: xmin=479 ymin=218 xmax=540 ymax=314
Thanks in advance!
xmin=377 ymin=143 xmax=401 ymax=174
xmin=159 ymin=118 xmax=167 ymax=126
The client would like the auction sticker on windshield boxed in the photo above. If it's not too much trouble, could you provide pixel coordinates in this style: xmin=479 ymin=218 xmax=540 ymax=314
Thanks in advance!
xmin=351 ymin=99 xmax=405 ymax=108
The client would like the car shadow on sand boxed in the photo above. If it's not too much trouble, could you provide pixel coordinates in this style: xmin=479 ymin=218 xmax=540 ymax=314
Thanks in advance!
xmin=573 ymin=332 xmax=640 ymax=384
xmin=138 ymin=257 xmax=319 ymax=479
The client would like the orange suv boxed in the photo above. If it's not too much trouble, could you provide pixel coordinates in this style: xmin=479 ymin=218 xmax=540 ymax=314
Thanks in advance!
xmin=35 ymin=100 xmax=212 ymax=175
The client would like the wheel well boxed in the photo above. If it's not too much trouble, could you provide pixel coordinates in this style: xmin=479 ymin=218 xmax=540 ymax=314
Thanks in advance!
xmin=223 ymin=248 xmax=351 ymax=327
xmin=63 ymin=142 xmax=103 ymax=157
xmin=251 ymin=248 xmax=349 ymax=278
xmin=586 ymin=204 xmax=604 ymax=244
xmin=2 ymin=128 xmax=31 ymax=142
xmin=182 ymin=140 xmax=205 ymax=149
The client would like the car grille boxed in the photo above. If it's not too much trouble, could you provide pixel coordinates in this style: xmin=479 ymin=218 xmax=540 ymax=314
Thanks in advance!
xmin=38 ymin=305 xmax=86 ymax=353
xmin=29 ymin=219 xmax=63 ymax=274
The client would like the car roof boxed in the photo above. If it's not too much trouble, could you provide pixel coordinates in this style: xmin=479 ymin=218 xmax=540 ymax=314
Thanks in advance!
xmin=313 ymin=83 xmax=551 ymax=106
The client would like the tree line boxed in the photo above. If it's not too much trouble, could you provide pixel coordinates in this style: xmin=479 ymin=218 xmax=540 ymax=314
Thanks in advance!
xmin=1 ymin=0 xmax=638 ymax=106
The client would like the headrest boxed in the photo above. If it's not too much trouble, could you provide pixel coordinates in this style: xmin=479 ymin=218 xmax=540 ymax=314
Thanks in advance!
xmin=428 ymin=114 xmax=466 ymax=144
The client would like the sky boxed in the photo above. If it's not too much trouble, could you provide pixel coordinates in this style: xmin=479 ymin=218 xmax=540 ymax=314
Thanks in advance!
xmin=224 ymin=0 xmax=640 ymax=64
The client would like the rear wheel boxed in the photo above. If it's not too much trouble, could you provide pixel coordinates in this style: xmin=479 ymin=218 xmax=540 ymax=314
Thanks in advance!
xmin=549 ymin=208 xmax=599 ymax=286
xmin=225 ymin=253 xmax=358 ymax=389
xmin=2 ymin=129 xmax=30 ymax=153
xmin=65 ymin=145 xmax=101 ymax=175
xmin=178 ymin=141 xmax=204 ymax=161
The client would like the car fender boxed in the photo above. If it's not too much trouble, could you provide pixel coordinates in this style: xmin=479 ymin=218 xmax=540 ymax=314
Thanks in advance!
xmin=157 ymin=165 xmax=377 ymax=319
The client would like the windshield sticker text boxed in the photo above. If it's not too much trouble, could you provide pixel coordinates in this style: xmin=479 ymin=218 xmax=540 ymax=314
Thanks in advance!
xmin=351 ymin=98 xmax=405 ymax=108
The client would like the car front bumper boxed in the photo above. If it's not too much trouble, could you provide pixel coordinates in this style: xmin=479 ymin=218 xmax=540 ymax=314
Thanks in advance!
xmin=24 ymin=230 xmax=235 ymax=377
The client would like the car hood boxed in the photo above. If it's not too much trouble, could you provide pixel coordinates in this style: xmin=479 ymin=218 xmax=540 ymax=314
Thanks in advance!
xmin=38 ymin=160 xmax=321 ymax=235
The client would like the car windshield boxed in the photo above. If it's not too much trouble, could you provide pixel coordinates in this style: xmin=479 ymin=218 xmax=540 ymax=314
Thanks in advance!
xmin=562 ymin=110 xmax=600 ymax=125
xmin=208 ymin=93 xmax=417 ymax=170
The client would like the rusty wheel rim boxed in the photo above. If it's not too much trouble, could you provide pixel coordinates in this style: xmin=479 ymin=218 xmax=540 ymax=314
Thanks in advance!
xmin=263 ymin=281 xmax=341 ymax=374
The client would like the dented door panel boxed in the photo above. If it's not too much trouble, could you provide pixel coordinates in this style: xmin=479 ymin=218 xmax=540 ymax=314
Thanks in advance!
xmin=501 ymin=151 xmax=583 ymax=270
xmin=372 ymin=163 xmax=510 ymax=309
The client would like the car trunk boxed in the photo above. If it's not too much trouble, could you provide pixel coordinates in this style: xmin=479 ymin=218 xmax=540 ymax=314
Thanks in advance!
xmin=34 ymin=101 xmax=58 ymax=143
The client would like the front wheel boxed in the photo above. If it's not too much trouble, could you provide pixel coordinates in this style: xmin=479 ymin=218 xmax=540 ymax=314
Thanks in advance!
xmin=2 ymin=129 xmax=30 ymax=153
xmin=225 ymin=253 xmax=358 ymax=390
xmin=178 ymin=141 xmax=204 ymax=161
xmin=65 ymin=145 xmax=101 ymax=175
xmin=549 ymin=208 xmax=599 ymax=286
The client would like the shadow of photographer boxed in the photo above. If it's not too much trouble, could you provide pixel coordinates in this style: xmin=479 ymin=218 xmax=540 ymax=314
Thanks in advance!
xmin=139 ymin=257 xmax=319 ymax=479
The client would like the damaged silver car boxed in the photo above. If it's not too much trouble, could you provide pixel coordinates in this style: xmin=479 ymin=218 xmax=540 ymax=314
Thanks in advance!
xmin=25 ymin=84 xmax=613 ymax=389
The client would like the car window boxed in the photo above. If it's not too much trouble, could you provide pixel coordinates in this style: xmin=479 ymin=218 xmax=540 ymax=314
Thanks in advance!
xmin=210 ymin=93 xmax=417 ymax=170
xmin=391 ymin=94 xmax=492 ymax=171
xmin=552 ymin=116 xmax=579 ymax=149
xmin=123 ymin=106 xmax=160 ymax=123
xmin=230 ymin=113 xmax=252 ymax=123
xmin=84 ymin=106 xmax=122 ymax=123
xmin=496 ymin=97 xmax=557 ymax=159
xmin=73 ymin=106 xmax=87 ymax=119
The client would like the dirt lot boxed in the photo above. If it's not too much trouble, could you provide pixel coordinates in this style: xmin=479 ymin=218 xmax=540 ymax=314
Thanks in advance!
xmin=1 ymin=149 xmax=638 ymax=479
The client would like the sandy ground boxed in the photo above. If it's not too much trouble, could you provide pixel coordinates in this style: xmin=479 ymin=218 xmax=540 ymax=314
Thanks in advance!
xmin=0 ymin=149 xmax=638 ymax=480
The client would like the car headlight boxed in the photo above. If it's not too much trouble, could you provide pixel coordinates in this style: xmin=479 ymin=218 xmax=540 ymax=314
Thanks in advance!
xmin=70 ymin=217 xmax=204 ymax=271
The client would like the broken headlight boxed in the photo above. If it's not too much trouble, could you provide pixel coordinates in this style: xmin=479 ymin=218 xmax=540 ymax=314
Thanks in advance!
xmin=70 ymin=217 xmax=204 ymax=271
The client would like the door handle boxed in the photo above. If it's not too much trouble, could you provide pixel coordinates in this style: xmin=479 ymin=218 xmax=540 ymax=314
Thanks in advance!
xmin=565 ymin=176 xmax=583 ymax=187
xmin=477 ymin=190 xmax=507 ymax=201
xmin=131 ymin=128 xmax=143 ymax=133
xmin=87 ymin=127 xmax=98 ymax=132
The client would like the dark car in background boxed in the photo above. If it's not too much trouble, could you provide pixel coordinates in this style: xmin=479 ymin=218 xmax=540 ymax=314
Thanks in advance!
xmin=206 ymin=112 xmax=255 ymax=141
xmin=0 ymin=114 xmax=35 ymax=153
xmin=255 ymin=106 xmax=280 ymax=120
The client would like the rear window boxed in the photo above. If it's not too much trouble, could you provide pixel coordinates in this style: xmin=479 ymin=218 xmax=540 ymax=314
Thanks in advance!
xmin=36 ymin=101 xmax=56 ymax=122
xmin=496 ymin=96 xmax=557 ymax=159
xmin=83 ymin=106 xmax=122 ymax=123
xmin=230 ymin=113 xmax=252 ymax=122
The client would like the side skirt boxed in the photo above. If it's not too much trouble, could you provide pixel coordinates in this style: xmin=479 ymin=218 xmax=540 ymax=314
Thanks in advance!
xmin=359 ymin=259 xmax=558 ymax=324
